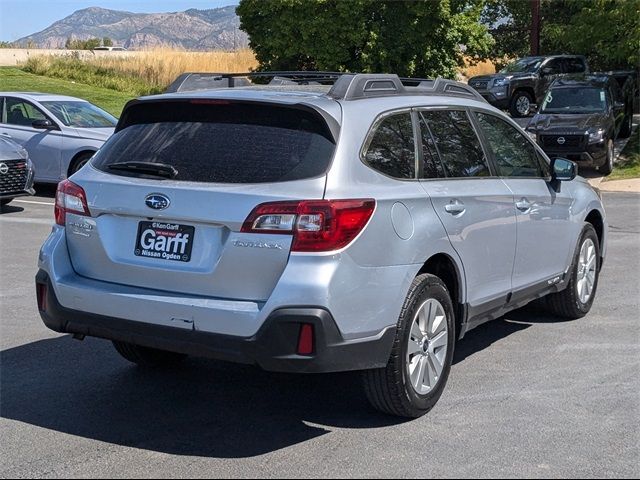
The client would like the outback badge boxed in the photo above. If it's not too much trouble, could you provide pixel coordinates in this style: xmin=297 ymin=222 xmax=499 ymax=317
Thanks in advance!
xmin=145 ymin=193 xmax=170 ymax=210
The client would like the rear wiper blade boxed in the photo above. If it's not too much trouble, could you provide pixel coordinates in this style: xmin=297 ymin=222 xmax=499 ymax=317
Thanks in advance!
xmin=107 ymin=161 xmax=178 ymax=179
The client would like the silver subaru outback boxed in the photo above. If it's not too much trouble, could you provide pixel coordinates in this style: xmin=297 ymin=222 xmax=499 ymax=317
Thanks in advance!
xmin=36 ymin=73 xmax=607 ymax=418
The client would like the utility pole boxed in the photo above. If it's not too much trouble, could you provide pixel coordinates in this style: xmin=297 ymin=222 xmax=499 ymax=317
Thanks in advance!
xmin=530 ymin=0 xmax=541 ymax=55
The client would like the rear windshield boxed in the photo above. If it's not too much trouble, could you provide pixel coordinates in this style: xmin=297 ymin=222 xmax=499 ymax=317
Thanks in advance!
xmin=92 ymin=101 xmax=336 ymax=183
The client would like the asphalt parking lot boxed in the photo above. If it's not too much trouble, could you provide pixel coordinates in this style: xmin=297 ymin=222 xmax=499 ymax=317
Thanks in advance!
xmin=1 ymin=189 xmax=639 ymax=478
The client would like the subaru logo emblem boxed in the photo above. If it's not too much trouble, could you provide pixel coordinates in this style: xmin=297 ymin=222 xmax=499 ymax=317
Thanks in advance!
xmin=145 ymin=193 xmax=170 ymax=210
xmin=557 ymin=137 xmax=566 ymax=145
xmin=0 ymin=163 xmax=8 ymax=175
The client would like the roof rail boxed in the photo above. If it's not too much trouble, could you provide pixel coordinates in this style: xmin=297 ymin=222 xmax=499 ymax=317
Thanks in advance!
xmin=327 ymin=74 xmax=486 ymax=102
xmin=165 ymin=71 xmax=487 ymax=103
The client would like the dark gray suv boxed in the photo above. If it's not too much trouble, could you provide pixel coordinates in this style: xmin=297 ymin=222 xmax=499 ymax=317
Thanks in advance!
xmin=469 ymin=55 xmax=589 ymax=117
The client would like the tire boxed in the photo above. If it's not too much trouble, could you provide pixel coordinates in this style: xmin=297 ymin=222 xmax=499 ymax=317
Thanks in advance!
xmin=598 ymin=139 xmax=614 ymax=175
xmin=69 ymin=152 xmax=94 ymax=176
xmin=544 ymin=224 xmax=600 ymax=320
xmin=0 ymin=198 xmax=12 ymax=207
xmin=112 ymin=341 xmax=187 ymax=368
xmin=362 ymin=274 xmax=456 ymax=418
xmin=619 ymin=113 xmax=632 ymax=138
xmin=509 ymin=90 xmax=534 ymax=118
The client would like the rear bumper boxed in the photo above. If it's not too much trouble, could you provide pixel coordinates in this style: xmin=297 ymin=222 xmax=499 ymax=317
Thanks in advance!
xmin=36 ymin=270 xmax=395 ymax=373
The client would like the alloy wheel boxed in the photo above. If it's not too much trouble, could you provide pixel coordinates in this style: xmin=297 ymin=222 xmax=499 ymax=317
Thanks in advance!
xmin=516 ymin=95 xmax=531 ymax=116
xmin=406 ymin=298 xmax=448 ymax=395
xmin=577 ymin=238 xmax=597 ymax=304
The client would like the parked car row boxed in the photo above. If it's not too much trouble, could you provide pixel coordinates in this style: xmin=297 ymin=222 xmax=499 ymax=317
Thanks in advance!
xmin=469 ymin=55 xmax=636 ymax=175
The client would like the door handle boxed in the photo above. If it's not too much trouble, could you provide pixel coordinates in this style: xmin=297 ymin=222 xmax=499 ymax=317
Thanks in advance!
xmin=516 ymin=198 xmax=532 ymax=212
xmin=444 ymin=200 xmax=465 ymax=215
xmin=0 ymin=132 xmax=11 ymax=138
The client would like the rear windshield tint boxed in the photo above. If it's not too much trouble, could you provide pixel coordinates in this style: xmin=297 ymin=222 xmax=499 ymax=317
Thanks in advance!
xmin=92 ymin=102 xmax=336 ymax=184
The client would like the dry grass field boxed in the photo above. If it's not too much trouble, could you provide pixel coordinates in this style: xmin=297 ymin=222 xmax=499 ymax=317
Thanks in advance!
xmin=91 ymin=48 xmax=258 ymax=87
xmin=459 ymin=58 xmax=496 ymax=81
xmin=22 ymin=48 xmax=258 ymax=95
xmin=20 ymin=48 xmax=498 ymax=95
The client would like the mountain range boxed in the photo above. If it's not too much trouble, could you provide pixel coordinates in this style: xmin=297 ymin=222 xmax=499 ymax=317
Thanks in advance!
xmin=14 ymin=6 xmax=249 ymax=51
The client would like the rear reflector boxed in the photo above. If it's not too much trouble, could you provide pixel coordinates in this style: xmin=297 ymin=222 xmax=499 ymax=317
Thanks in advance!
xmin=36 ymin=283 xmax=47 ymax=311
xmin=55 ymin=179 xmax=91 ymax=226
xmin=297 ymin=324 xmax=314 ymax=355
xmin=241 ymin=199 xmax=375 ymax=252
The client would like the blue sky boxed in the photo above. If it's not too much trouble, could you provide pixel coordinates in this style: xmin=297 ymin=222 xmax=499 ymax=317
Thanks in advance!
xmin=0 ymin=0 xmax=238 ymax=41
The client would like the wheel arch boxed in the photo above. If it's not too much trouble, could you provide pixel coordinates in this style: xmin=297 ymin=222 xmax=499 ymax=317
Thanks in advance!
xmin=66 ymin=149 xmax=97 ymax=178
xmin=585 ymin=208 xmax=605 ymax=264
xmin=417 ymin=253 xmax=466 ymax=339
xmin=512 ymin=86 xmax=536 ymax=101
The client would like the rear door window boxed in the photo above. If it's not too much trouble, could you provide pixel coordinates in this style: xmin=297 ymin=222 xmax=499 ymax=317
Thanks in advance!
xmin=420 ymin=110 xmax=490 ymax=178
xmin=92 ymin=101 xmax=336 ymax=184
xmin=363 ymin=112 xmax=416 ymax=179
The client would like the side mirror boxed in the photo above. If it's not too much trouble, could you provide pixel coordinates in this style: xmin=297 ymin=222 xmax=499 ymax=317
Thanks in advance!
xmin=551 ymin=157 xmax=577 ymax=182
xmin=32 ymin=119 xmax=56 ymax=130
xmin=613 ymin=101 xmax=625 ymax=110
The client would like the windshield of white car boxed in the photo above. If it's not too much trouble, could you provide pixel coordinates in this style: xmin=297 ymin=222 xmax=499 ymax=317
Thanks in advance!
xmin=541 ymin=87 xmax=607 ymax=114
xmin=40 ymin=101 xmax=117 ymax=128
xmin=499 ymin=58 xmax=543 ymax=74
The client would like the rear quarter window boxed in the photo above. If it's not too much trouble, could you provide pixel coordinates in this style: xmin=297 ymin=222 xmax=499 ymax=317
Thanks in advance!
xmin=92 ymin=101 xmax=336 ymax=184
xmin=362 ymin=112 xmax=416 ymax=179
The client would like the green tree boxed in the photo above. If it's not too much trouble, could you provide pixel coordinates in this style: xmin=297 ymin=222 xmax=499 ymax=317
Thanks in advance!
xmin=483 ymin=0 xmax=640 ymax=70
xmin=558 ymin=0 xmax=640 ymax=70
xmin=102 ymin=37 xmax=113 ymax=47
xmin=237 ymin=0 xmax=494 ymax=79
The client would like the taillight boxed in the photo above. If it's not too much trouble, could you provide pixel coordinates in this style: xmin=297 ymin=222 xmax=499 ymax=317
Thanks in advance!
xmin=241 ymin=199 xmax=375 ymax=252
xmin=55 ymin=179 xmax=91 ymax=226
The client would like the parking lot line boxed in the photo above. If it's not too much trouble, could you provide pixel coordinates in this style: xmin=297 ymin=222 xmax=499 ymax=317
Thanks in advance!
xmin=13 ymin=199 xmax=55 ymax=206
xmin=0 ymin=217 xmax=52 ymax=225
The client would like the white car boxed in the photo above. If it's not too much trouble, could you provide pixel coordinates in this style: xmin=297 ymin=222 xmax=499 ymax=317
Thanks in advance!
xmin=0 ymin=93 xmax=117 ymax=183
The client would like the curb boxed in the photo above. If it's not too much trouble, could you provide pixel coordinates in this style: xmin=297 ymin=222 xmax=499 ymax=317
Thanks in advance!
xmin=596 ymin=178 xmax=640 ymax=193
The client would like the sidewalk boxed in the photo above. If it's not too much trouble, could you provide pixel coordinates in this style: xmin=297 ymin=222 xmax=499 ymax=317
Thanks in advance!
xmin=590 ymin=177 xmax=640 ymax=193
